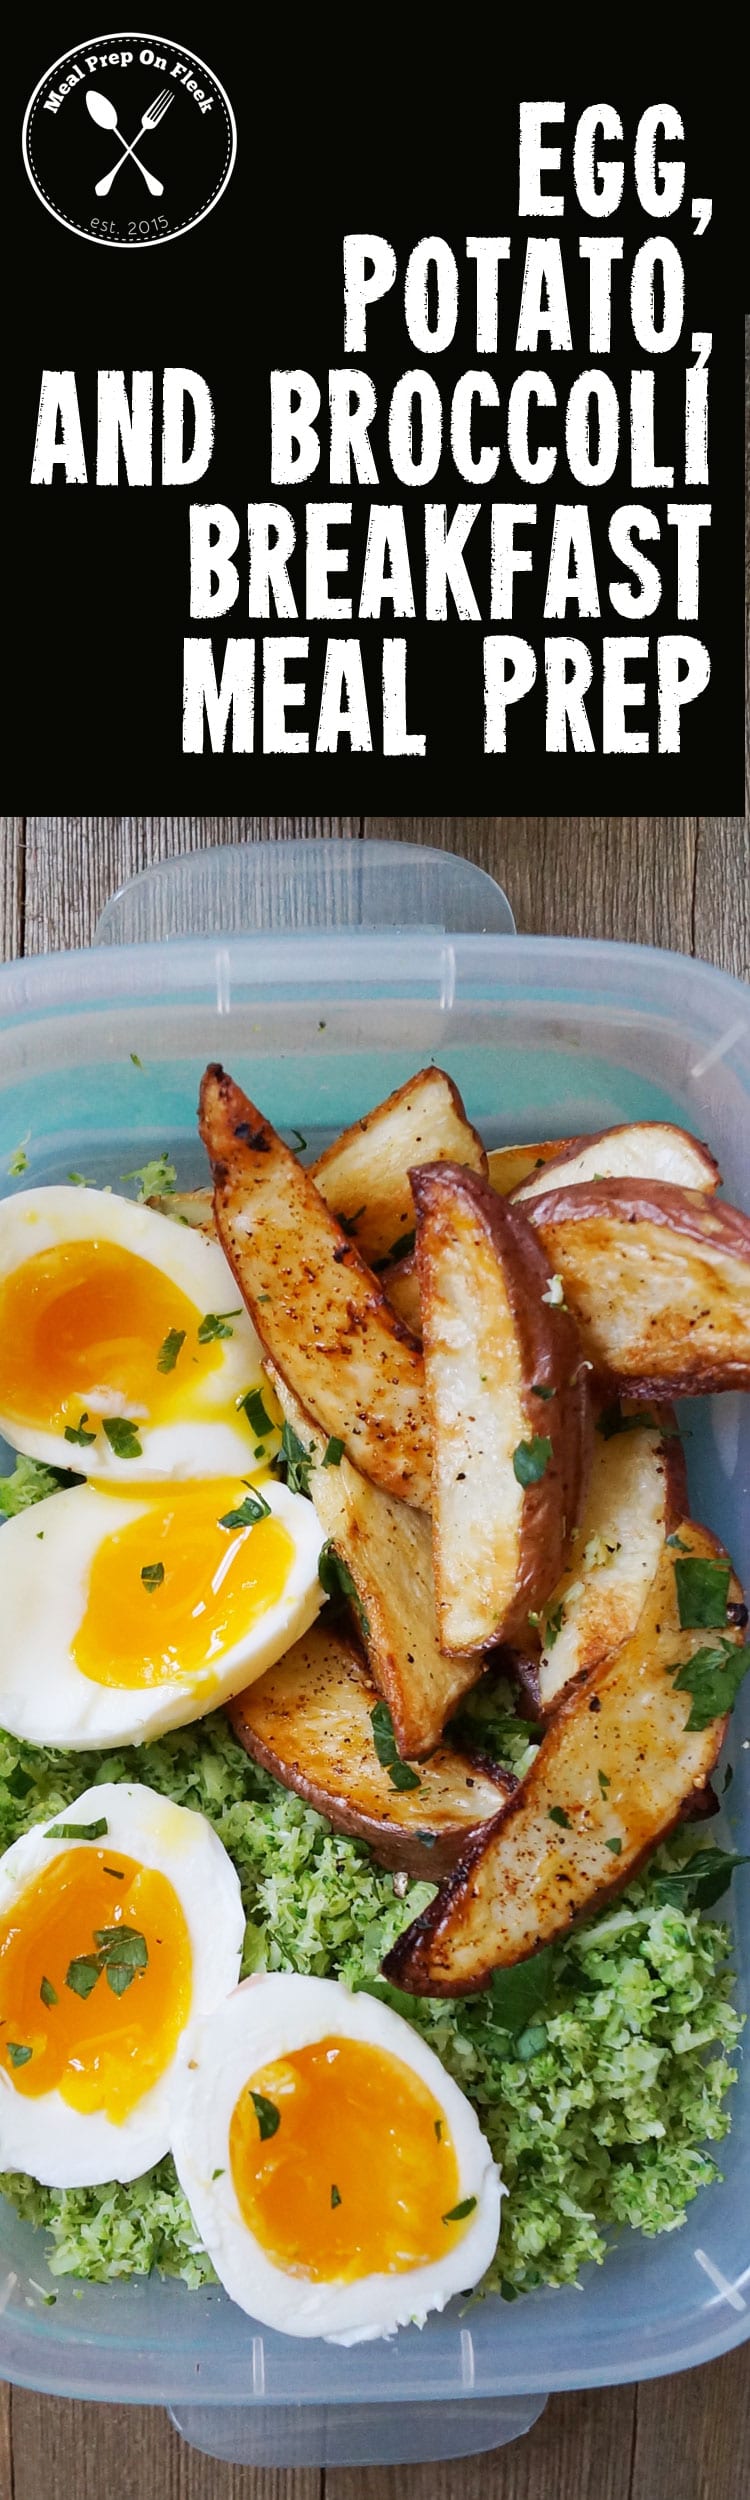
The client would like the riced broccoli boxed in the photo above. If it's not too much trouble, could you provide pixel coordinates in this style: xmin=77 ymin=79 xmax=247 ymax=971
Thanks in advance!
xmin=0 ymin=1704 xmax=743 ymax=2298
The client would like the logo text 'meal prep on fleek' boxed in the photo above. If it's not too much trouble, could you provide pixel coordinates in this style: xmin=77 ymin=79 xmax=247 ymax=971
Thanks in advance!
xmin=23 ymin=34 xmax=236 ymax=245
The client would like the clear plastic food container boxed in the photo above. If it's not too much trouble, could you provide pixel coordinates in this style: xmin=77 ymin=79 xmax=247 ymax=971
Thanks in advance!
xmin=0 ymin=839 xmax=748 ymax=2468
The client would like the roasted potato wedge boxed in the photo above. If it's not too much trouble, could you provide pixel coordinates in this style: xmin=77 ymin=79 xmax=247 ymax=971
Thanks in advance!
xmin=199 ymin=1066 xmax=431 ymax=1510
xmin=148 ymin=1186 xmax=215 ymax=1235
xmin=412 ymin=1165 xmax=592 ymax=1655
xmin=536 ymin=1405 xmax=688 ymax=1714
xmin=526 ymin=1180 xmax=750 ymax=1396
xmin=310 ymin=1067 xmax=486 ymax=1267
xmin=266 ymin=1364 xmax=483 ymax=1756
xmin=385 ymin=1519 xmax=746 ymax=1995
xmin=512 ymin=1121 xmax=720 ymax=1203
xmin=229 ymin=1621 xmax=512 ymax=1876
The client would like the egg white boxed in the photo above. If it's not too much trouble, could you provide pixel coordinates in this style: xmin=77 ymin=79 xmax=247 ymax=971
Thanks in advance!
xmin=0 ymin=1479 xmax=324 ymax=1748
xmin=0 ymin=1783 xmax=245 ymax=2188
xmin=0 ymin=1187 xmax=265 ymax=1480
xmin=171 ymin=1973 xmax=503 ymax=2343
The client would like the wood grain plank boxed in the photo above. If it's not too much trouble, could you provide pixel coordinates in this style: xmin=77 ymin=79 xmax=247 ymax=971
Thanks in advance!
xmin=692 ymin=818 xmax=750 ymax=982
xmin=327 ymin=2385 xmax=635 ymax=2500
xmin=22 ymin=818 xmax=362 ymax=954
xmin=363 ymin=817 xmax=698 ymax=952
xmin=630 ymin=2345 xmax=750 ymax=2500
xmin=10 ymin=2389 xmax=321 ymax=2500
xmin=0 ymin=2379 xmax=12 ymax=2500
xmin=0 ymin=819 xmax=24 ymax=963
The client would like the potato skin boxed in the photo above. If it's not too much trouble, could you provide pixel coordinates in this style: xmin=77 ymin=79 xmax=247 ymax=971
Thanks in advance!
xmin=511 ymin=1121 xmax=720 ymax=1202
xmin=228 ymin=1624 xmax=513 ymax=1878
xmin=412 ymin=1165 xmax=592 ymax=1652
xmin=526 ymin=1179 xmax=750 ymax=1396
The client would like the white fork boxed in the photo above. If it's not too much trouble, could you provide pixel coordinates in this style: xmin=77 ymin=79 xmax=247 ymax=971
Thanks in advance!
xmin=95 ymin=88 xmax=173 ymax=199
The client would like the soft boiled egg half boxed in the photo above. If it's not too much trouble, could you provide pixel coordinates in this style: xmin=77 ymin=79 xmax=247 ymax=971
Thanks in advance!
xmin=0 ymin=1474 xmax=324 ymax=1746
xmin=171 ymin=1973 xmax=503 ymax=2343
xmin=0 ymin=1186 xmax=271 ymax=1479
xmin=0 ymin=1783 xmax=244 ymax=2187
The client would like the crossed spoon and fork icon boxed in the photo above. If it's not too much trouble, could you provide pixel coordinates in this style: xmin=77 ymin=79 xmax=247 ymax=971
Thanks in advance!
xmin=86 ymin=86 xmax=173 ymax=198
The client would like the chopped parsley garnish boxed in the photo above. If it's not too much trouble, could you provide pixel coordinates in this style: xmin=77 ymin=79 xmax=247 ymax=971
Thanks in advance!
xmin=120 ymin=1155 xmax=176 ymax=1201
xmin=513 ymin=1436 xmax=552 ymax=1487
xmin=141 ymin=1562 xmax=165 ymax=1593
xmin=157 ymin=1329 xmax=186 ymax=1375
xmin=549 ymin=1805 xmax=571 ymax=1829
xmin=650 ymin=1846 xmax=750 ymax=1912
xmin=673 ymin=1556 xmax=731 ymax=1631
xmin=218 ymin=1488 xmax=271 ymax=1531
xmin=338 ymin=1207 xmax=366 ymax=1237
xmin=7 ymin=1140 xmax=30 ymax=1178
xmin=40 ymin=1977 xmax=58 ymax=2008
xmin=323 ymin=1437 xmax=345 ymax=1468
xmin=63 ymin=1956 xmax=100 ymax=2001
xmin=598 ymin=1770 xmax=611 ymax=1797
xmin=250 ymin=2090 xmax=280 ymax=2141
xmin=370 ymin=1700 xmax=421 ymax=1792
xmin=531 ymin=1383 xmax=556 ymax=1401
xmin=198 ymin=1310 xmax=241 ymax=1344
xmin=7 ymin=2042 xmax=33 ymax=2067
xmin=330 ymin=2184 xmax=342 ymax=2209
xmin=211 ymin=2167 xmax=225 ymax=2180
xmin=290 ymin=1128 xmax=307 ymax=1151
xmin=130 ymin=1053 xmax=143 ymax=1069
xmin=597 ymin=1406 xmax=653 ymax=1440
xmin=277 ymin=1420 xmax=315 ymax=1498
xmin=318 ymin=1542 xmax=370 ymax=1635
xmin=668 ymin=1638 xmax=750 ymax=1732
xmin=666 ymin=1533 xmax=690 ymax=1553
xmin=442 ymin=2197 xmax=477 ymax=2225
xmin=102 ymin=1418 xmax=143 ymax=1461
xmin=605 ymin=1836 xmax=623 ymax=1855
xmin=47 ymin=1818 xmax=108 ymax=1841
xmin=239 ymin=1388 xmax=274 ymax=1439
xmin=386 ymin=1229 xmax=416 ymax=1265
xmin=64 ymin=1413 xmax=96 ymax=1447
xmin=66 ymin=1926 xmax=148 ymax=2001
xmin=544 ymin=1602 xmax=565 ymax=1649
xmin=517 ymin=2023 xmax=548 ymax=2062
xmin=434 ymin=2119 xmax=443 ymax=2141
xmin=67 ymin=1172 xmax=93 ymax=1188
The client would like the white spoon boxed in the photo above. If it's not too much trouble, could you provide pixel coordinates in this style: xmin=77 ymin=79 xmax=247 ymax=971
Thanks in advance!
xmin=86 ymin=91 xmax=164 ymax=198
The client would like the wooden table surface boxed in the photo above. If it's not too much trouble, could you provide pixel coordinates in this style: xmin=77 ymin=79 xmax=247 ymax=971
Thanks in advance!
xmin=0 ymin=810 xmax=748 ymax=2500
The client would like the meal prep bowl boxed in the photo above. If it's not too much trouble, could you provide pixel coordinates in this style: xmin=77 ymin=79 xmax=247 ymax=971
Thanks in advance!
xmin=0 ymin=838 xmax=748 ymax=2466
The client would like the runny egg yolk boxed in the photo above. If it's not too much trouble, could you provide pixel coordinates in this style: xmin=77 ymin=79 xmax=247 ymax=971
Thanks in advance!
xmin=73 ymin=1486 xmax=295 ymax=1688
xmin=0 ymin=1848 xmax=191 ymax=2121
xmin=0 ymin=1239 xmax=226 ymax=1437
xmin=229 ymin=2036 xmax=468 ymax=2282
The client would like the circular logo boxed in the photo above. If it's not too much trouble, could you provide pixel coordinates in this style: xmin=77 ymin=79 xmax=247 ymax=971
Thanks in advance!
xmin=23 ymin=31 xmax=236 ymax=246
